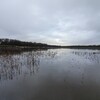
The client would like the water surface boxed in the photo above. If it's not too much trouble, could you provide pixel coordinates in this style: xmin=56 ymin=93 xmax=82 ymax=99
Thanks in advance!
xmin=0 ymin=49 xmax=100 ymax=100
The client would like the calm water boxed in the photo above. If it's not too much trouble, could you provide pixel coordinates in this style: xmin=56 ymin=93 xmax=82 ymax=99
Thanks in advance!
xmin=0 ymin=49 xmax=100 ymax=100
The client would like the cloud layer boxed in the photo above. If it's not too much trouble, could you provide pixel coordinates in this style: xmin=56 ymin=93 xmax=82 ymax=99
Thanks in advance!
xmin=0 ymin=0 xmax=100 ymax=45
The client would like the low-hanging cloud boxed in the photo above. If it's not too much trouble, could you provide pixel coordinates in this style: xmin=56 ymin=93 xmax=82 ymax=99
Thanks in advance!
xmin=0 ymin=0 xmax=100 ymax=45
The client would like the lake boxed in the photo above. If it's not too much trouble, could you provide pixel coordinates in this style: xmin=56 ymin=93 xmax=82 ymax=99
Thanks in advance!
xmin=0 ymin=49 xmax=100 ymax=100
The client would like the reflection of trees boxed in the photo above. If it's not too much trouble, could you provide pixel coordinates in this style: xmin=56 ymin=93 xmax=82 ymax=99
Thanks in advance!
xmin=72 ymin=51 xmax=100 ymax=63
xmin=0 ymin=50 xmax=57 ymax=81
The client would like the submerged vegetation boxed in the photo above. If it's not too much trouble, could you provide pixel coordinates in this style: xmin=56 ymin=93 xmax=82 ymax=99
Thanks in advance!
xmin=0 ymin=50 xmax=57 ymax=81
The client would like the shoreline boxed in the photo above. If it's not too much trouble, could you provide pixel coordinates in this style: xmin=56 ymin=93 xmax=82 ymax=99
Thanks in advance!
xmin=0 ymin=45 xmax=100 ymax=51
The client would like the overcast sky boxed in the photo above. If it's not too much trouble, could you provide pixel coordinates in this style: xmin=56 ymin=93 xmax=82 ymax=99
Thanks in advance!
xmin=0 ymin=0 xmax=100 ymax=45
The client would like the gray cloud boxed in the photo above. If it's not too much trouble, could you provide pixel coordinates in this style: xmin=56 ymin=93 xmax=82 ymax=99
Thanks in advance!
xmin=0 ymin=0 xmax=100 ymax=45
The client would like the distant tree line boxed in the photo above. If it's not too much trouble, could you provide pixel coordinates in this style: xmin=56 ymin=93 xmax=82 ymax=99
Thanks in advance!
xmin=63 ymin=45 xmax=100 ymax=49
xmin=0 ymin=38 xmax=48 ymax=47
xmin=1 ymin=38 xmax=100 ymax=50
xmin=0 ymin=38 xmax=61 ymax=48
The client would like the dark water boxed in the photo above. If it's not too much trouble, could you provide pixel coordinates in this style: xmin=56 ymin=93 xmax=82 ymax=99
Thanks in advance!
xmin=0 ymin=49 xmax=100 ymax=100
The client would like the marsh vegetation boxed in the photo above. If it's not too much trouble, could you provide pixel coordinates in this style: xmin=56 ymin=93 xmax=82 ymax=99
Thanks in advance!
xmin=0 ymin=49 xmax=100 ymax=100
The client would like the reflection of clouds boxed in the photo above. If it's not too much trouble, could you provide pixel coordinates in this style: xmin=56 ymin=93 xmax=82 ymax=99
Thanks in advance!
xmin=72 ymin=51 xmax=100 ymax=63
xmin=0 ymin=49 xmax=100 ymax=100
xmin=0 ymin=50 xmax=57 ymax=81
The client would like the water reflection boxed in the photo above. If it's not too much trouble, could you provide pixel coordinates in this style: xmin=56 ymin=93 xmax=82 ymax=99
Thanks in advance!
xmin=0 ymin=49 xmax=100 ymax=100
xmin=0 ymin=50 xmax=57 ymax=81
xmin=72 ymin=50 xmax=100 ymax=63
